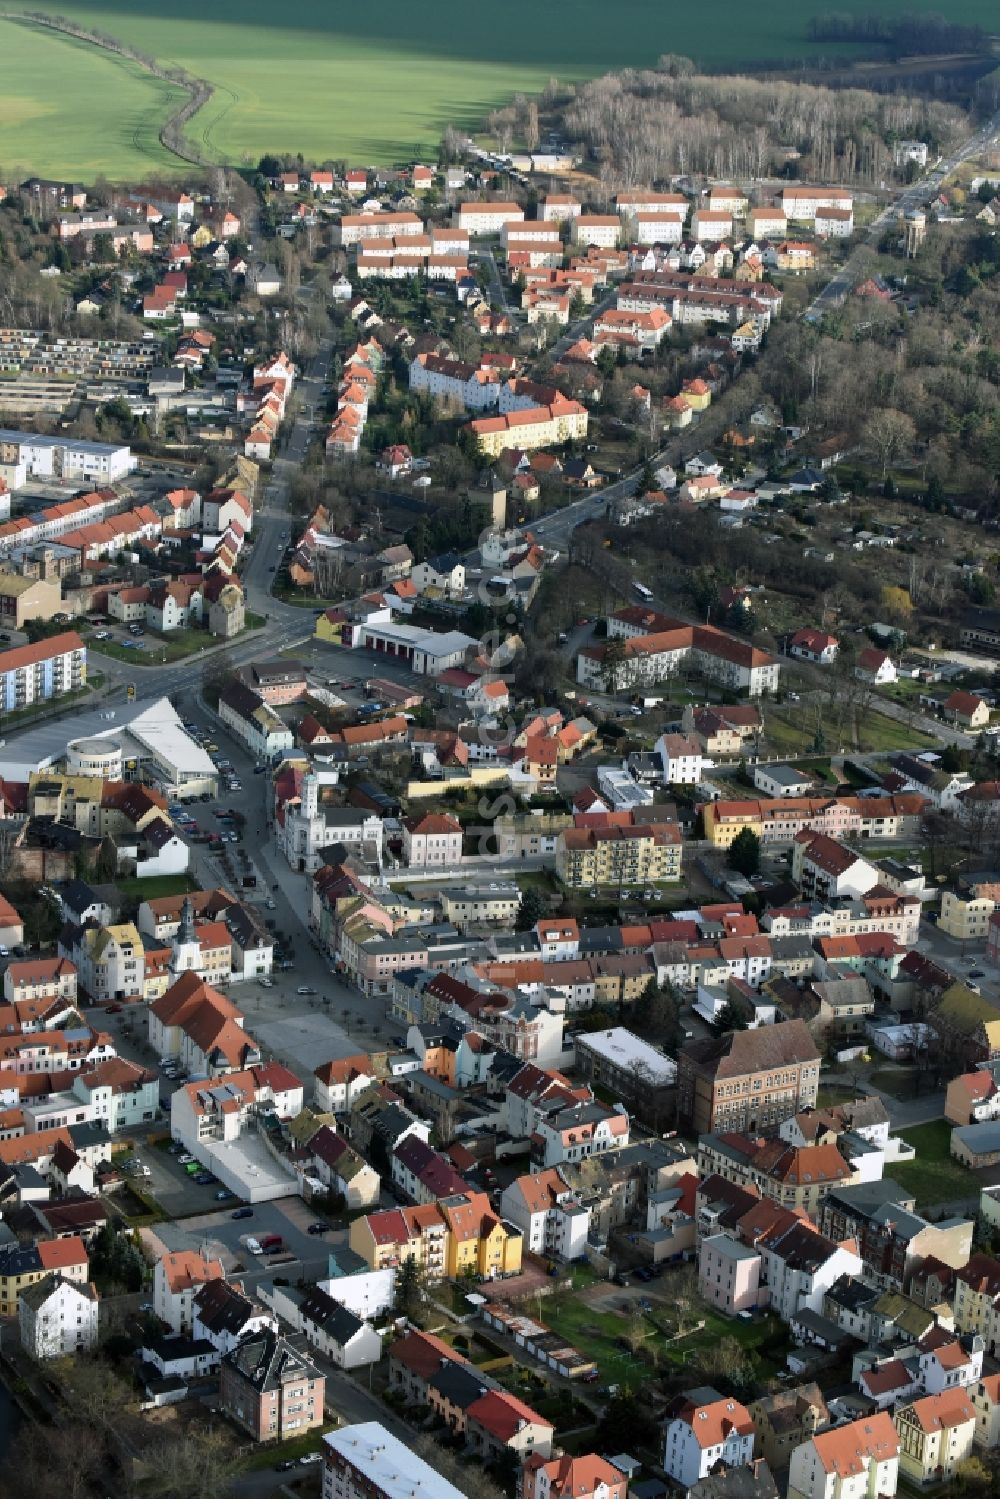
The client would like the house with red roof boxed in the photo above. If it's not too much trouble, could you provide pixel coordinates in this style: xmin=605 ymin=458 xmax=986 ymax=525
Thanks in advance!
xmin=467 ymin=1388 xmax=554 ymax=1462
xmin=944 ymin=690 xmax=990 ymax=731
xmin=663 ymin=1388 xmax=756 ymax=1487
xmin=856 ymin=647 xmax=897 ymax=685
xmin=788 ymin=1412 xmax=898 ymax=1499
xmin=790 ymin=628 xmax=839 ymax=665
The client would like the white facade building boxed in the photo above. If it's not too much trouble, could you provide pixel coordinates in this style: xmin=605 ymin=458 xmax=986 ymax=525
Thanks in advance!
xmin=500 ymin=1168 xmax=591 ymax=1260
xmin=663 ymin=1393 xmax=755 ymax=1488
xmin=19 ymin=1274 xmax=98 ymax=1358
xmin=0 ymin=429 xmax=133 ymax=483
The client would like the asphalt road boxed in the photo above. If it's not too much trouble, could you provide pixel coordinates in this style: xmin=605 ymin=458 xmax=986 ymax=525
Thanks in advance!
xmin=805 ymin=107 xmax=1000 ymax=320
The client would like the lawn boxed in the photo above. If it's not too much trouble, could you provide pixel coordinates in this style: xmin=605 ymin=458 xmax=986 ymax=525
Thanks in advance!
xmin=762 ymin=704 xmax=937 ymax=757
xmin=90 ymin=628 xmax=234 ymax=665
xmin=890 ymin=1120 xmax=977 ymax=1208
xmin=542 ymin=1289 xmax=783 ymax=1389
xmin=5 ymin=0 xmax=996 ymax=176
xmin=116 ymin=872 xmax=197 ymax=900
xmin=239 ymin=1425 xmax=334 ymax=1472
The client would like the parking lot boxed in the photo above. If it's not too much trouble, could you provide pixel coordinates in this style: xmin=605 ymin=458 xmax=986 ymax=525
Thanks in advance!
xmin=163 ymin=1198 xmax=343 ymax=1282
xmin=135 ymin=1140 xmax=236 ymax=1218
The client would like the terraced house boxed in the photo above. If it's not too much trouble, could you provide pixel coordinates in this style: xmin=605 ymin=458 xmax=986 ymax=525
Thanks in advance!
xmin=349 ymin=1191 xmax=522 ymax=1281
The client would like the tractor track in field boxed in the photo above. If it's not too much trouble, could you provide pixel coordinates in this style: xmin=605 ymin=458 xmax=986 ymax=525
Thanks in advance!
xmin=10 ymin=11 xmax=221 ymax=167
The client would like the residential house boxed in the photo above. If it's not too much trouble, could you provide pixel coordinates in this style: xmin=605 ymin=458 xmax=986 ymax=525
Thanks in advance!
xmin=748 ymin=1385 xmax=830 ymax=1472
xmin=857 ymin=649 xmax=897 ymax=685
xmin=18 ymin=1274 xmax=98 ymax=1358
xmin=309 ymin=1126 xmax=381 ymax=1210
xmin=297 ymin=1285 xmax=382 ymax=1369
xmin=219 ymin=1327 xmax=325 ymax=1442
xmin=789 ymin=629 xmax=839 ymax=665
xmin=663 ymin=1388 xmax=755 ymax=1488
xmin=787 ymin=1414 xmax=899 ymax=1499
xmin=191 ymin=1279 xmax=274 ymax=1357
xmin=944 ymin=691 xmax=990 ymax=731
xmin=521 ymin=1454 xmax=626 ymax=1499
xmin=895 ymin=1391 xmax=976 ymax=1486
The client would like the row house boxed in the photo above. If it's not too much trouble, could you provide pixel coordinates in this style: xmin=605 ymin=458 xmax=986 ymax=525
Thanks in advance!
xmin=820 ymin=1180 xmax=973 ymax=1293
xmin=349 ymin=1192 xmax=522 ymax=1281
xmin=530 ymin=1099 xmax=630 ymax=1170
xmin=703 ymin=792 xmax=927 ymax=849
xmin=787 ymin=1413 xmax=898 ymax=1499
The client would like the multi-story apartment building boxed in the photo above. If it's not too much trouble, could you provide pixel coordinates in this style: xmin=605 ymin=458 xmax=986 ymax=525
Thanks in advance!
xmin=703 ymin=793 xmax=926 ymax=849
xmin=748 ymin=1385 xmax=830 ymax=1472
xmin=0 ymin=630 xmax=86 ymax=710
xmin=18 ymin=1274 xmax=98 ymax=1358
xmin=349 ymin=1193 xmax=522 ymax=1281
xmin=220 ymin=1327 xmax=325 ymax=1442
xmin=500 ymin=1169 xmax=591 ymax=1259
xmin=780 ymin=186 xmax=854 ymax=221
xmin=663 ymin=1388 xmax=755 ymax=1488
xmin=820 ymin=1181 xmax=973 ymax=1293
xmin=896 ymin=1391 xmax=976 ymax=1487
xmin=696 ymin=1134 xmax=855 ymax=1218
xmin=0 ymin=430 xmax=132 ymax=485
xmin=334 ymin=211 xmax=424 ymax=248
xmin=456 ymin=202 xmax=525 ymax=235
xmin=677 ymin=1019 xmax=820 ymax=1135
xmin=153 ymin=1248 xmax=225 ymax=1333
xmin=468 ymin=398 xmax=588 ymax=457
xmin=401 ymin=813 xmax=463 ymax=869
xmin=556 ymin=820 xmax=682 ymax=887
xmin=322 ymin=1422 xmax=467 ymax=1499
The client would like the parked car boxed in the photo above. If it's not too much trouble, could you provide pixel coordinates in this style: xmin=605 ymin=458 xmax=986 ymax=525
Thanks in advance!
xmin=232 ymin=1206 xmax=254 ymax=1220
xmin=177 ymin=1153 xmax=194 ymax=1165
xmin=306 ymin=1222 xmax=326 ymax=1235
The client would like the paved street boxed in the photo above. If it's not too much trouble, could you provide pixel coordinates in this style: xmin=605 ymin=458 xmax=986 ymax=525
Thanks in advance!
xmin=806 ymin=107 xmax=1000 ymax=320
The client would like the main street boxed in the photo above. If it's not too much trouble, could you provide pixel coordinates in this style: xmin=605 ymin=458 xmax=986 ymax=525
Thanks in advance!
xmin=806 ymin=106 xmax=1000 ymax=320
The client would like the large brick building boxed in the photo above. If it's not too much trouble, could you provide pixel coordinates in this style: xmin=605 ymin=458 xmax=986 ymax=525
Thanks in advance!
xmin=219 ymin=1327 xmax=325 ymax=1442
xmin=676 ymin=1019 xmax=820 ymax=1136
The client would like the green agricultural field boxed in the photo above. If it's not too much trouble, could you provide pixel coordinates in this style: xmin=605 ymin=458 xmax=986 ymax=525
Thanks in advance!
xmin=0 ymin=19 xmax=184 ymax=178
xmin=1 ymin=0 xmax=998 ymax=179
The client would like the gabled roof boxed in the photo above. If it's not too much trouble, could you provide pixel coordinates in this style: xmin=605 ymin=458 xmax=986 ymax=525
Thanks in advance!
xmin=809 ymin=1412 xmax=899 ymax=1475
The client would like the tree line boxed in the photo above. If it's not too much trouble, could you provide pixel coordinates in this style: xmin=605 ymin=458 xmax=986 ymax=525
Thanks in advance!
xmin=806 ymin=12 xmax=988 ymax=56
xmin=554 ymin=63 xmax=967 ymax=188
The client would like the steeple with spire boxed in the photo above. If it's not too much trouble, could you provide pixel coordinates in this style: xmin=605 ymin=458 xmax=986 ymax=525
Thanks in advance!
xmin=170 ymin=895 xmax=202 ymax=977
